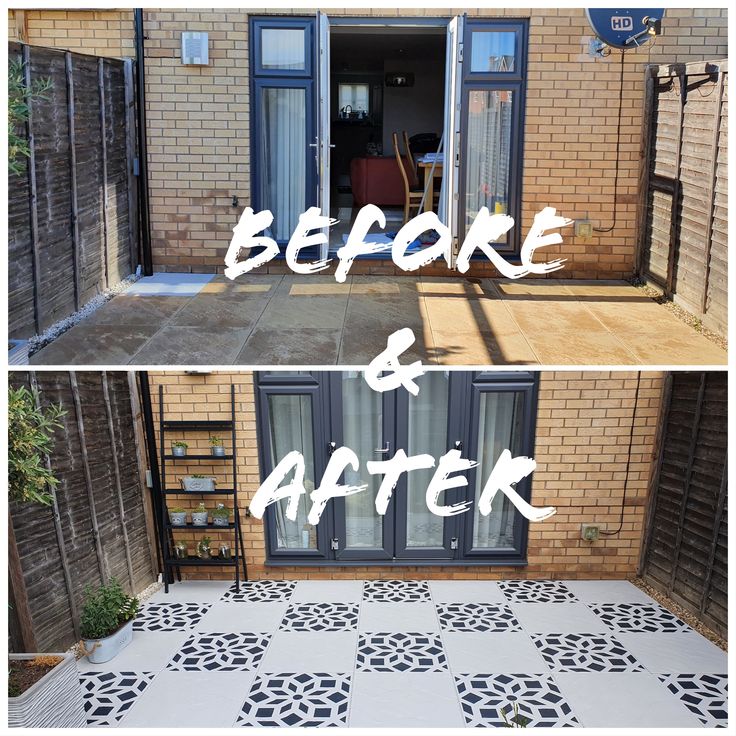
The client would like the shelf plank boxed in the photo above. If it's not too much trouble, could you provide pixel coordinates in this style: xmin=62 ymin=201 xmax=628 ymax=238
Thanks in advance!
xmin=167 ymin=522 xmax=236 ymax=530
xmin=163 ymin=488 xmax=236 ymax=495
xmin=163 ymin=420 xmax=233 ymax=432
xmin=165 ymin=557 xmax=236 ymax=566
xmin=164 ymin=454 xmax=233 ymax=461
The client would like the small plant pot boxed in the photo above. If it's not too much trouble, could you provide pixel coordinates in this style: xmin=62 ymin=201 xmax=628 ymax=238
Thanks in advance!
xmin=218 ymin=544 xmax=232 ymax=559
xmin=211 ymin=445 xmax=226 ymax=457
xmin=172 ymin=446 xmax=187 ymax=457
xmin=169 ymin=511 xmax=187 ymax=526
xmin=197 ymin=545 xmax=211 ymax=560
xmin=82 ymin=619 xmax=134 ymax=665
xmin=173 ymin=543 xmax=188 ymax=559
xmin=8 ymin=653 xmax=87 ymax=728
xmin=212 ymin=515 xmax=230 ymax=527
xmin=181 ymin=476 xmax=216 ymax=492
xmin=191 ymin=511 xmax=209 ymax=526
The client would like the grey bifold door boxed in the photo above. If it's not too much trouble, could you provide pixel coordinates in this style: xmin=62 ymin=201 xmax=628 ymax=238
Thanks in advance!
xmin=256 ymin=372 xmax=537 ymax=565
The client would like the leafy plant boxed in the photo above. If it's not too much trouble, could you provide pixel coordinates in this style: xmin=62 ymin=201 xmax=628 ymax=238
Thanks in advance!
xmin=80 ymin=578 xmax=139 ymax=640
xmin=195 ymin=502 xmax=207 ymax=512
xmin=8 ymin=385 xmax=65 ymax=505
xmin=209 ymin=436 xmax=223 ymax=446
xmin=211 ymin=505 xmax=230 ymax=518
xmin=172 ymin=441 xmax=188 ymax=448
xmin=170 ymin=506 xmax=186 ymax=513
xmin=190 ymin=473 xmax=205 ymax=478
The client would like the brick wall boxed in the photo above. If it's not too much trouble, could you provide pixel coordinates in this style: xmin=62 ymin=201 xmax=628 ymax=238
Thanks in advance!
xmin=147 ymin=370 xmax=665 ymax=581
xmin=8 ymin=8 xmax=727 ymax=278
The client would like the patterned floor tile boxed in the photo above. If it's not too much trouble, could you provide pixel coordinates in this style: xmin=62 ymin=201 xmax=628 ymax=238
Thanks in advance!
xmin=454 ymin=673 xmax=580 ymax=727
xmin=363 ymin=579 xmax=431 ymax=602
xmin=236 ymin=673 xmax=351 ymax=727
xmin=437 ymin=603 xmax=522 ymax=632
xmin=79 ymin=672 xmax=155 ymax=726
xmin=588 ymin=603 xmax=691 ymax=633
xmin=357 ymin=632 xmax=448 ymax=672
xmin=221 ymin=580 xmax=296 ymax=603
xmin=280 ymin=602 xmax=359 ymax=631
xmin=657 ymin=674 xmax=728 ymax=728
xmin=532 ymin=633 xmax=644 ymax=672
xmin=498 ymin=580 xmax=578 ymax=604
xmin=166 ymin=632 xmax=270 ymax=671
xmin=134 ymin=603 xmax=211 ymax=631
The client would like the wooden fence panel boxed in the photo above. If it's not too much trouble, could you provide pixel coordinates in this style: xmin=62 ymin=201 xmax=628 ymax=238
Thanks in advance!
xmin=640 ymin=372 xmax=727 ymax=636
xmin=9 ymin=372 xmax=155 ymax=653
xmin=638 ymin=60 xmax=728 ymax=337
xmin=8 ymin=42 xmax=138 ymax=340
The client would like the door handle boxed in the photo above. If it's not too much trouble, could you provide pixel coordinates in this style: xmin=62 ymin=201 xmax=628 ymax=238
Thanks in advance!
xmin=374 ymin=442 xmax=391 ymax=455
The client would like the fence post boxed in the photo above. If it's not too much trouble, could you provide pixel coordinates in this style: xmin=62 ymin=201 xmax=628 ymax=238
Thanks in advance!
xmin=98 ymin=59 xmax=110 ymax=290
xmin=8 ymin=515 xmax=38 ymax=652
xmin=65 ymin=51 xmax=81 ymax=311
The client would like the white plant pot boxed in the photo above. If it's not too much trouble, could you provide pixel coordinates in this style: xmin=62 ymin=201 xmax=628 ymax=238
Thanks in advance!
xmin=83 ymin=619 xmax=134 ymax=664
xmin=182 ymin=476 xmax=216 ymax=492
xmin=169 ymin=511 xmax=187 ymax=526
xmin=212 ymin=515 xmax=230 ymax=527
xmin=191 ymin=511 xmax=209 ymax=526
xmin=8 ymin=652 xmax=87 ymax=728
xmin=172 ymin=446 xmax=187 ymax=457
xmin=211 ymin=445 xmax=225 ymax=457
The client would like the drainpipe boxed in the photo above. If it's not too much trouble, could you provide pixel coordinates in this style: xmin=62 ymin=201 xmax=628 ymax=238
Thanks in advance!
xmin=134 ymin=9 xmax=153 ymax=275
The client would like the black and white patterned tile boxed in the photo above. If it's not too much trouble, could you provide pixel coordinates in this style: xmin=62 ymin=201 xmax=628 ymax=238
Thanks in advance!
xmin=221 ymin=580 xmax=296 ymax=603
xmin=532 ymin=633 xmax=644 ymax=672
xmin=134 ymin=602 xmax=211 ymax=631
xmin=498 ymin=580 xmax=578 ymax=604
xmin=357 ymin=632 xmax=448 ymax=672
xmin=236 ymin=673 xmax=351 ymax=727
xmin=657 ymin=674 xmax=728 ymax=728
xmin=280 ymin=602 xmax=359 ymax=631
xmin=363 ymin=579 xmax=431 ymax=602
xmin=588 ymin=603 xmax=691 ymax=633
xmin=166 ymin=632 xmax=270 ymax=671
xmin=437 ymin=603 xmax=522 ymax=633
xmin=454 ymin=673 xmax=579 ymax=727
xmin=79 ymin=672 xmax=155 ymax=727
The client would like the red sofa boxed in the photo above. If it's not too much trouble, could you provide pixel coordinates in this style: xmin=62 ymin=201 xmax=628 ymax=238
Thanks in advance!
xmin=350 ymin=156 xmax=406 ymax=207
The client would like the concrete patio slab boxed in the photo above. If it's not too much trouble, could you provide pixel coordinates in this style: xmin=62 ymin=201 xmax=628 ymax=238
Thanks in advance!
xmin=29 ymin=276 xmax=727 ymax=366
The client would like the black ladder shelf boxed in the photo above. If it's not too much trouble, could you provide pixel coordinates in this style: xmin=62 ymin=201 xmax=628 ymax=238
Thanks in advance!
xmin=158 ymin=384 xmax=247 ymax=593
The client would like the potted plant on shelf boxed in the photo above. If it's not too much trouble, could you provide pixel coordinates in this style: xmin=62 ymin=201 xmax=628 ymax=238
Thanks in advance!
xmin=197 ymin=537 xmax=212 ymax=560
xmin=169 ymin=506 xmax=187 ymax=526
xmin=79 ymin=578 xmax=139 ymax=664
xmin=172 ymin=440 xmax=188 ymax=457
xmin=181 ymin=474 xmax=216 ymax=492
xmin=218 ymin=543 xmax=232 ymax=560
xmin=211 ymin=504 xmax=230 ymax=527
xmin=209 ymin=436 xmax=226 ymax=457
xmin=173 ymin=541 xmax=188 ymax=559
xmin=191 ymin=502 xmax=209 ymax=526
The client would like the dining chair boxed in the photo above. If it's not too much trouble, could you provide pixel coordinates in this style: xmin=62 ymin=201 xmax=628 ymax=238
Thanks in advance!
xmin=392 ymin=131 xmax=423 ymax=224
xmin=402 ymin=130 xmax=419 ymax=188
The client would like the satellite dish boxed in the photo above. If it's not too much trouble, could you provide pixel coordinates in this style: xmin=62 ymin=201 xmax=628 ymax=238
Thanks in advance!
xmin=586 ymin=8 xmax=665 ymax=49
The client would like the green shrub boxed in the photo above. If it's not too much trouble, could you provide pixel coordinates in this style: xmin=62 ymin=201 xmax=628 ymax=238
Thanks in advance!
xmin=80 ymin=578 xmax=139 ymax=640
xmin=8 ymin=385 xmax=65 ymax=505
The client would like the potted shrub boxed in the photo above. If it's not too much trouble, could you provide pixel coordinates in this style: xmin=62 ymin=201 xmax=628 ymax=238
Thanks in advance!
xmin=173 ymin=541 xmax=188 ymax=559
xmin=8 ymin=653 xmax=87 ymax=728
xmin=197 ymin=537 xmax=212 ymax=560
xmin=169 ymin=506 xmax=187 ymax=526
xmin=172 ymin=441 xmax=188 ymax=457
xmin=181 ymin=474 xmax=216 ymax=492
xmin=209 ymin=436 xmax=226 ymax=457
xmin=211 ymin=504 xmax=230 ymax=527
xmin=191 ymin=502 xmax=209 ymax=526
xmin=79 ymin=578 xmax=139 ymax=664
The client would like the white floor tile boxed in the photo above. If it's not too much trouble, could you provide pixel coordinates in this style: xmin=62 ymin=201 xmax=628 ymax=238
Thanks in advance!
xmin=291 ymin=580 xmax=364 ymax=602
xmin=119 ymin=670 xmax=256 ymax=727
xmin=429 ymin=580 xmax=506 ymax=603
xmin=443 ymin=632 xmax=549 ymax=674
xmin=562 ymin=580 xmax=655 ymax=603
xmin=195 ymin=601 xmax=287 ymax=633
xmin=77 ymin=631 xmax=187 ymax=673
xmin=259 ymin=631 xmax=358 ymax=672
xmin=148 ymin=581 xmax=231 ymax=604
xmin=349 ymin=672 xmax=464 ymax=727
xmin=359 ymin=602 xmax=439 ymax=632
xmin=512 ymin=602 xmax=609 ymax=634
xmin=555 ymin=671 xmax=704 ymax=727
xmin=617 ymin=632 xmax=728 ymax=673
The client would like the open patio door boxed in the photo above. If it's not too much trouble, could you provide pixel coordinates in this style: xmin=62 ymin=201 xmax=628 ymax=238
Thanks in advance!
xmin=439 ymin=14 xmax=465 ymax=269
xmin=316 ymin=11 xmax=331 ymax=259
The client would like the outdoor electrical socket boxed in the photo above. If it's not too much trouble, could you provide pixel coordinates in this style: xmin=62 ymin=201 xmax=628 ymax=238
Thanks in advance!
xmin=581 ymin=523 xmax=601 ymax=542
xmin=575 ymin=219 xmax=594 ymax=239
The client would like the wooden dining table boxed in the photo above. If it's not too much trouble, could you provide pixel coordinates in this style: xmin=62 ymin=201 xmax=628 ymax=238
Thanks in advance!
xmin=416 ymin=159 xmax=444 ymax=212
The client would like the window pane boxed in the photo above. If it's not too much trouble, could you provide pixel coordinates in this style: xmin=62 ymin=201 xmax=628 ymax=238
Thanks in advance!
xmin=406 ymin=372 xmax=449 ymax=547
xmin=261 ymin=28 xmax=306 ymax=70
xmin=465 ymin=89 xmax=513 ymax=231
xmin=267 ymin=394 xmax=316 ymax=550
xmin=259 ymin=87 xmax=306 ymax=241
xmin=338 ymin=83 xmax=370 ymax=112
xmin=472 ymin=391 xmax=524 ymax=549
xmin=341 ymin=373 xmax=383 ymax=549
xmin=470 ymin=31 xmax=516 ymax=72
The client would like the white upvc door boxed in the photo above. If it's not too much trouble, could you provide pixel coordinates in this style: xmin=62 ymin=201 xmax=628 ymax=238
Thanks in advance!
xmin=316 ymin=11 xmax=331 ymax=260
xmin=440 ymin=14 xmax=465 ymax=268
